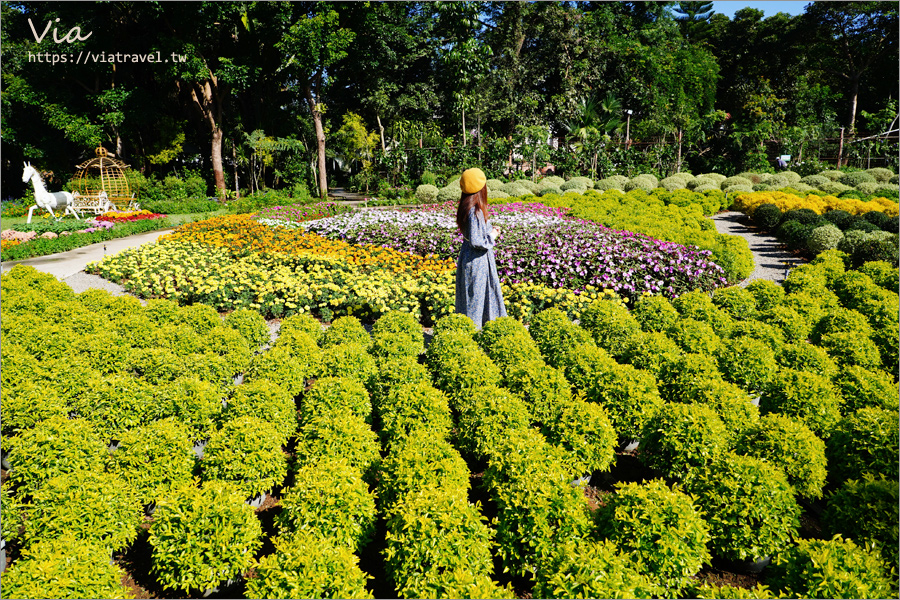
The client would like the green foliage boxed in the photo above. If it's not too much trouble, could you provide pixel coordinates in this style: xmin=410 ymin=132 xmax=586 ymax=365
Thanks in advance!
xmin=319 ymin=341 xmax=377 ymax=383
xmin=658 ymin=352 xmax=721 ymax=403
xmin=279 ymin=312 xmax=323 ymax=343
xmin=402 ymin=568 xmax=515 ymax=599
xmin=807 ymin=224 xmax=844 ymax=255
xmin=383 ymin=487 xmax=496 ymax=599
xmin=431 ymin=312 xmax=477 ymax=337
xmin=735 ymin=414 xmax=827 ymax=499
xmin=621 ymin=330 xmax=683 ymax=378
xmin=178 ymin=302 xmax=221 ymax=335
xmin=223 ymin=307 xmax=270 ymax=348
xmin=456 ymin=385 xmax=532 ymax=460
xmin=745 ymin=279 xmax=785 ymax=312
xmin=427 ymin=331 xmax=502 ymax=407
xmin=688 ymin=379 xmax=761 ymax=444
xmin=528 ymin=307 xmax=593 ymax=368
xmin=0 ymin=381 xmax=68 ymax=437
xmin=371 ymin=310 xmax=423 ymax=358
xmin=149 ymin=481 xmax=263 ymax=592
xmin=504 ymin=359 xmax=573 ymax=424
xmin=716 ymin=336 xmax=776 ymax=392
xmin=250 ymin=337 xmax=320 ymax=396
xmin=672 ymin=290 xmax=733 ymax=336
xmin=6 ymin=415 xmax=106 ymax=496
xmin=319 ymin=315 xmax=371 ymax=349
xmin=379 ymin=381 xmax=453 ymax=444
xmin=533 ymin=539 xmax=659 ymax=600
xmin=759 ymin=305 xmax=811 ymax=343
xmin=594 ymin=479 xmax=711 ymax=592
xmin=728 ymin=319 xmax=785 ymax=352
xmin=302 ymin=376 xmax=371 ymax=423
xmin=158 ymin=376 xmax=224 ymax=440
xmin=476 ymin=321 xmax=542 ymax=373
xmin=826 ymin=408 xmax=900 ymax=484
xmin=640 ymin=402 xmax=729 ymax=481
xmin=201 ymin=416 xmax=288 ymax=498
xmin=0 ymin=534 xmax=135 ymax=600
xmin=668 ymin=318 xmax=721 ymax=354
xmin=824 ymin=475 xmax=899 ymax=568
xmin=366 ymin=354 xmax=431 ymax=411
xmin=72 ymin=374 xmax=158 ymax=440
xmin=632 ymin=294 xmax=680 ymax=333
xmin=543 ymin=397 xmax=617 ymax=476
xmin=107 ymin=418 xmax=195 ymax=505
xmin=712 ymin=287 xmax=758 ymax=321
xmin=819 ymin=331 xmax=883 ymax=369
xmin=579 ymin=298 xmax=642 ymax=358
xmin=223 ymin=378 xmax=297 ymax=443
xmin=294 ymin=409 xmax=381 ymax=479
xmin=378 ymin=431 xmax=470 ymax=513
xmin=767 ymin=536 xmax=894 ymax=600
xmin=277 ymin=458 xmax=377 ymax=551
xmin=247 ymin=533 xmax=373 ymax=600
xmin=686 ymin=453 xmax=801 ymax=562
xmin=689 ymin=583 xmax=781 ymax=598
xmin=759 ymin=368 xmax=842 ymax=438
xmin=859 ymin=260 xmax=899 ymax=291
xmin=835 ymin=365 xmax=899 ymax=412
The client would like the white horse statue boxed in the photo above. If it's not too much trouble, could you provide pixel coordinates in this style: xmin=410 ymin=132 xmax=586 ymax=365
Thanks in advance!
xmin=22 ymin=162 xmax=81 ymax=223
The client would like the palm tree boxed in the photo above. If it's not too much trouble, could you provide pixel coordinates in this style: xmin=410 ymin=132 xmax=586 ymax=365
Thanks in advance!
xmin=672 ymin=1 xmax=715 ymax=40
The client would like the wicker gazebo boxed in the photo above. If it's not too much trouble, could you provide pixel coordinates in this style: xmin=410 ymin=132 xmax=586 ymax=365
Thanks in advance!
xmin=70 ymin=145 xmax=135 ymax=212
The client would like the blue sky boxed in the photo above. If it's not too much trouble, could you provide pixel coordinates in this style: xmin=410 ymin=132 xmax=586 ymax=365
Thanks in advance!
xmin=711 ymin=1 xmax=812 ymax=19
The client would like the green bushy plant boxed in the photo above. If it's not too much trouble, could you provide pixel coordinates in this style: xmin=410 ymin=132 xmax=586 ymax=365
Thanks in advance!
xmin=247 ymin=533 xmax=374 ymax=600
xmin=807 ymin=224 xmax=844 ymax=255
xmin=177 ymin=303 xmax=221 ymax=335
xmin=865 ymin=167 xmax=895 ymax=183
xmin=302 ymin=376 xmax=371 ymax=423
xmin=533 ymin=539 xmax=659 ymax=600
xmin=658 ymin=352 xmax=721 ymax=404
xmin=594 ymin=479 xmax=711 ymax=592
xmin=294 ymin=409 xmax=381 ymax=478
xmin=455 ymin=385 xmax=532 ymax=460
xmin=0 ymin=534 xmax=135 ymax=599
xmin=543 ymin=397 xmax=617 ymax=476
xmin=668 ymin=318 xmax=721 ymax=354
xmin=824 ymin=474 xmax=899 ymax=568
xmin=759 ymin=305 xmax=811 ymax=343
xmin=716 ymin=336 xmax=776 ymax=392
xmin=0 ymin=381 xmax=68 ymax=437
xmin=319 ymin=342 xmax=377 ymax=383
xmin=686 ymin=453 xmax=801 ymax=562
xmin=106 ymin=418 xmax=195 ymax=505
xmin=688 ymin=379 xmax=760 ymax=443
xmin=478 ymin=328 xmax=542 ymax=374
xmin=366 ymin=354 xmax=430 ymax=410
xmin=431 ymin=312 xmax=477 ymax=337
xmin=222 ymin=378 xmax=297 ymax=442
xmin=278 ymin=311 xmax=323 ymax=342
xmin=319 ymin=315 xmax=371 ymax=349
xmin=223 ymin=307 xmax=270 ymax=348
xmin=378 ymin=431 xmax=470 ymax=512
xmin=201 ymin=416 xmax=288 ymax=498
xmin=811 ymin=306 xmax=873 ymax=344
xmin=149 ymin=481 xmax=263 ymax=593
xmin=712 ymin=287 xmax=758 ymax=321
xmin=672 ymin=290 xmax=733 ymax=336
xmin=620 ymin=330 xmax=683 ymax=378
xmin=632 ymin=294 xmax=680 ymax=333
xmin=826 ymin=408 xmax=900 ymax=483
xmin=6 ymin=416 xmax=106 ymax=495
xmin=415 ymin=184 xmax=439 ymax=204
xmin=370 ymin=309 xmax=423 ymax=358
xmin=202 ymin=325 xmax=252 ymax=375
xmin=859 ymin=260 xmax=899 ymax=291
xmin=735 ymin=413 xmax=826 ymax=499
xmin=839 ymin=171 xmax=877 ymax=186
xmin=819 ymin=331 xmax=883 ymax=370
xmin=767 ymin=536 xmax=894 ymax=600
xmin=158 ymin=376 xmax=225 ymax=440
xmin=824 ymin=208 xmax=855 ymax=229
xmin=728 ymin=319 xmax=784 ymax=352
xmin=759 ymin=368 xmax=842 ymax=438
xmin=689 ymin=583 xmax=781 ymax=598
xmin=124 ymin=347 xmax=187 ymax=385
xmin=383 ymin=487 xmax=496 ymax=599
xmin=379 ymin=381 xmax=453 ymax=444
xmin=148 ymin=322 xmax=205 ymax=355
xmin=72 ymin=373 xmax=158 ymax=441
xmin=580 ymin=298 xmax=642 ymax=358
xmin=745 ymin=279 xmax=785 ymax=312
xmin=639 ymin=402 xmax=729 ymax=481
xmin=528 ymin=307 xmax=593 ymax=367
xmin=403 ymin=568 xmax=515 ymax=599
xmin=276 ymin=458 xmax=377 ymax=551
xmin=775 ymin=342 xmax=838 ymax=379
xmin=504 ymin=359 xmax=573 ymax=424
xmin=428 ymin=335 xmax=502 ymax=407
xmin=835 ymin=365 xmax=899 ymax=412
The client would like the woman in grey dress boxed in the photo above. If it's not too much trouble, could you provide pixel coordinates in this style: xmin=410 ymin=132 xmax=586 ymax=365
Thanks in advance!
xmin=455 ymin=168 xmax=508 ymax=328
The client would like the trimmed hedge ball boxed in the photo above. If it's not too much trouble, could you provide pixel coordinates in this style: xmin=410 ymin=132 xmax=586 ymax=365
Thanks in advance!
xmin=759 ymin=368 xmax=842 ymax=438
xmin=826 ymin=408 xmax=900 ymax=484
xmin=639 ymin=402 xmax=730 ymax=480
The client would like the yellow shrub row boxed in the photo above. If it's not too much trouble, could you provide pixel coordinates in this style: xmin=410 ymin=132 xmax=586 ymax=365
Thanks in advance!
xmin=733 ymin=191 xmax=899 ymax=217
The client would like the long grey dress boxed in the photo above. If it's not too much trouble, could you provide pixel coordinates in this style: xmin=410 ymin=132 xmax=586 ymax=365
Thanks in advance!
xmin=455 ymin=205 xmax=507 ymax=328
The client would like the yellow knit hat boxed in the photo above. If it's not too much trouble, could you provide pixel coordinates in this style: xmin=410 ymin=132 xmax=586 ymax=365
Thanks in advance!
xmin=459 ymin=168 xmax=487 ymax=194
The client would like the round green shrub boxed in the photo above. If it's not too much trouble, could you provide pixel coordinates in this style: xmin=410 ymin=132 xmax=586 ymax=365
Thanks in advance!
xmin=839 ymin=171 xmax=877 ymax=186
xmin=149 ymin=481 xmax=263 ymax=593
xmin=6 ymin=416 xmax=106 ymax=495
xmin=147 ymin=322 xmax=205 ymax=356
xmin=540 ymin=175 xmax=566 ymax=187
xmin=529 ymin=307 xmax=593 ymax=367
xmin=319 ymin=342 xmax=377 ymax=383
xmin=294 ymin=410 xmax=381 ymax=478
xmin=379 ymin=381 xmax=453 ymax=444
xmin=723 ymin=176 xmax=753 ymax=189
xmin=830 ymin=271 xmax=879 ymax=310
xmin=712 ymin=287 xmax=758 ymax=321
xmin=819 ymin=331 xmax=883 ymax=369
xmin=436 ymin=185 xmax=461 ymax=203
xmin=760 ymin=368 xmax=842 ymax=437
xmin=224 ymin=307 xmax=270 ymax=348
xmin=826 ymin=408 xmax=900 ymax=483
xmin=686 ymin=453 xmax=801 ymax=562
xmin=202 ymin=325 xmax=252 ymax=375
xmin=688 ymin=379 xmax=760 ymax=444
xmin=640 ymin=402 xmax=729 ymax=480
xmin=405 ymin=568 xmax=515 ymax=600
xmin=538 ymin=185 xmax=562 ymax=196
xmin=480 ymin=330 xmax=543 ymax=374
xmin=279 ymin=312 xmax=323 ymax=342
xmin=824 ymin=475 xmax=899 ymax=568
xmin=543 ymin=397 xmax=617 ymax=476
xmin=594 ymin=479 xmax=711 ymax=592
xmin=383 ymin=487 xmax=496 ymax=599
xmin=371 ymin=310 xmax=423 ymax=358
xmin=534 ymin=539 xmax=658 ymax=600
xmin=824 ymin=209 xmax=855 ymax=229
xmin=178 ymin=302 xmax=221 ymax=335
xmin=122 ymin=347 xmax=186 ymax=384
xmin=735 ymin=413 xmax=827 ymax=499
xmin=801 ymin=174 xmax=831 ymax=188
xmin=716 ymin=336 xmax=776 ymax=393
xmin=486 ymin=178 xmax=505 ymax=190
xmin=689 ymin=582 xmax=781 ymax=598
xmin=865 ymin=167 xmax=895 ymax=183
xmin=858 ymin=260 xmax=899 ymax=291
xmin=668 ymin=318 xmax=721 ymax=355
xmin=431 ymin=312 xmax=477 ymax=337
xmin=366 ymin=354 xmax=430 ymax=410
xmin=759 ymin=305 xmax=811 ymax=343
xmin=158 ymin=376 xmax=225 ymax=440
xmin=807 ymin=224 xmax=844 ymax=255
xmin=752 ymin=203 xmax=782 ymax=229
xmin=378 ymin=431 xmax=470 ymax=512
xmin=246 ymin=532 xmax=374 ymax=600
xmin=428 ymin=343 xmax=502 ymax=407
xmin=767 ymin=536 xmax=894 ymax=600
xmin=820 ymin=180 xmax=852 ymax=195
xmin=277 ymin=458 xmax=377 ymax=551
xmin=820 ymin=170 xmax=844 ymax=181
xmin=456 ymin=385 xmax=532 ymax=460
xmin=1 ymin=381 xmax=68 ymax=438
xmin=728 ymin=319 xmax=784 ymax=352
xmin=595 ymin=177 xmax=626 ymax=191
xmin=1 ymin=535 xmax=135 ymax=599
xmin=223 ymin=378 xmax=297 ymax=442
xmin=302 ymin=376 xmax=371 ymax=423
xmin=246 ymin=345 xmax=313 ymax=397
xmin=415 ymin=183 xmax=439 ymax=204
xmin=660 ymin=176 xmax=689 ymax=191
xmin=319 ymin=316 xmax=370 ymax=349
xmin=145 ymin=297 xmax=182 ymax=324
xmin=505 ymin=359 xmax=573 ymax=424
xmin=620 ymin=331 xmax=682 ymax=378
xmin=781 ymin=290 xmax=832 ymax=329
xmin=632 ymin=294 xmax=680 ymax=333
xmin=201 ymin=416 xmax=288 ymax=498
xmin=672 ymin=290 xmax=733 ymax=336
xmin=836 ymin=365 xmax=899 ymax=412
xmin=580 ymin=298 xmax=642 ymax=358
xmin=863 ymin=209 xmax=895 ymax=231
xmin=658 ymin=352 xmax=721 ymax=404
xmin=745 ymin=279 xmax=785 ymax=312
xmin=107 ymin=418 xmax=195 ymax=505
xmin=776 ymin=342 xmax=838 ymax=379
xmin=625 ymin=175 xmax=657 ymax=192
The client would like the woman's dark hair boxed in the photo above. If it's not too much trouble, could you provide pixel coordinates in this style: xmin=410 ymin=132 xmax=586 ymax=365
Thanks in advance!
xmin=456 ymin=186 xmax=488 ymax=232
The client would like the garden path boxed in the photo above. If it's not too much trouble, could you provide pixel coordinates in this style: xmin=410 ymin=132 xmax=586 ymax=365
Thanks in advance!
xmin=709 ymin=211 xmax=805 ymax=286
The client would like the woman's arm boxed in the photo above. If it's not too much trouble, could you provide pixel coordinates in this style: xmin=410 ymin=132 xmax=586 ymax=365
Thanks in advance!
xmin=467 ymin=208 xmax=496 ymax=250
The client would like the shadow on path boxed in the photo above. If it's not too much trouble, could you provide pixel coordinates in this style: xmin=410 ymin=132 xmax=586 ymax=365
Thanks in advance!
xmin=710 ymin=211 xmax=806 ymax=286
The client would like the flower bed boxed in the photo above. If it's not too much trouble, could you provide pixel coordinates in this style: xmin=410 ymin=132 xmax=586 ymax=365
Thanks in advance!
xmin=96 ymin=209 xmax=166 ymax=222
xmin=732 ymin=191 xmax=899 ymax=217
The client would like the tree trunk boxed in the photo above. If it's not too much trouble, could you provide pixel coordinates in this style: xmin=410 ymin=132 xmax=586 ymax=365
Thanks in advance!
xmin=376 ymin=114 xmax=386 ymax=153
xmin=677 ymin=129 xmax=684 ymax=172
xmin=232 ymin=140 xmax=239 ymax=198
xmin=477 ymin=114 xmax=482 ymax=163
xmin=181 ymin=72 xmax=227 ymax=200
xmin=847 ymin=74 xmax=860 ymax=133
xmin=462 ymin=107 xmax=467 ymax=147
xmin=305 ymin=84 xmax=328 ymax=198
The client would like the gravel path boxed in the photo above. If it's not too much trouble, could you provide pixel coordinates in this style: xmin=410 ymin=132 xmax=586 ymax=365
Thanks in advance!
xmin=709 ymin=211 xmax=805 ymax=286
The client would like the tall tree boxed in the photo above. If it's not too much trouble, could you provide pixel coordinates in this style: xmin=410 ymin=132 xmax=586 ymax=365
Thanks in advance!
xmin=278 ymin=2 xmax=355 ymax=197
xmin=802 ymin=1 xmax=898 ymax=132
xmin=671 ymin=1 xmax=715 ymax=40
